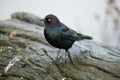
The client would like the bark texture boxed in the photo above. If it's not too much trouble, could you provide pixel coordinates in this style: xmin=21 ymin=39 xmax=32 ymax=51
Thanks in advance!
xmin=0 ymin=12 xmax=120 ymax=80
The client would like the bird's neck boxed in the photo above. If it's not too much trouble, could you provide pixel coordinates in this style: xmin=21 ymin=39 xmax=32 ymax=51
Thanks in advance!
xmin=45 ymin=22 xmax=61 ymax=28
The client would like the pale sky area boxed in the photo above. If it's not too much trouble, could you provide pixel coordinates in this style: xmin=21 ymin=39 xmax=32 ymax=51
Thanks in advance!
xmin=0 ymin=0 xmax=113 ymax=42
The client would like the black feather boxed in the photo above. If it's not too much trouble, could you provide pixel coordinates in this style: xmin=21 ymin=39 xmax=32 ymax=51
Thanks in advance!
xmin=42 ymin=14 xmax=93 ymax=52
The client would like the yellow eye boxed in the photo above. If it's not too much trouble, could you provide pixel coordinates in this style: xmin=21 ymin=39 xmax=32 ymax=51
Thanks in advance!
xmin=48 ymin=18 xmax=51 ymax=22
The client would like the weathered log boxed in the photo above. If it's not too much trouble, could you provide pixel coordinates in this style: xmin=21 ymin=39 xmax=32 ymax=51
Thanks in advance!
xmin=11 ymin=12 xmax=45 ymax=27
xmin=0 ymin=12 xmax=120 ymax=80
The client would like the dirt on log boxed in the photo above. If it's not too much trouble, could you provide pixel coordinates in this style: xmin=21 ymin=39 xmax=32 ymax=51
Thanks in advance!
xmin=0 ymin=12 xmax=120 ymax=80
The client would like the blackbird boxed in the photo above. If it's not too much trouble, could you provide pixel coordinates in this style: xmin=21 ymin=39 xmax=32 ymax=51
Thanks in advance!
xmin=41 ymin=14 xmax=92 ymax=62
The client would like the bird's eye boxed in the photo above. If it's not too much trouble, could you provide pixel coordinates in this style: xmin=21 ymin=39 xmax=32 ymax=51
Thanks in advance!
xmin=48 ymin=18 xmax=51 ymax=22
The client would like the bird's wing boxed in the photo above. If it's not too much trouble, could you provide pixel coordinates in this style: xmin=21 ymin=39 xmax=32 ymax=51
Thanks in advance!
xmin=58 ymin=23 xmax=80 ymax=41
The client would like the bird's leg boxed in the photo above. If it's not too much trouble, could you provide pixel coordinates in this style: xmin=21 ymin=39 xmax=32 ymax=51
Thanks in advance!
xmin=55 ymin=49 xmax=61 ymax=60
xmin=67 ymin=51 xmax=73 ymax=64
xmin=57 ymin=49 xmax=61 ymax=58
xmin=63 ymin=51 xmax=68 ymax=63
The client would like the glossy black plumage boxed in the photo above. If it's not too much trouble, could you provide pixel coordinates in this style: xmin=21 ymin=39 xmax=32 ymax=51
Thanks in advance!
xmin=42 ymin=14 xmax=92 ymax=52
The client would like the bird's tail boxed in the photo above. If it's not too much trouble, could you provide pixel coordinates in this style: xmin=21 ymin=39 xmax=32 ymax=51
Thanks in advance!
xmin=77 ymin=33 xmax=93 ymax=40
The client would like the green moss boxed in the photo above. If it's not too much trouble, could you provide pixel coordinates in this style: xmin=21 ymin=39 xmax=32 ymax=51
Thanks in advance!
xmin=0 ymin=40 xmax=11 ymax=46
xmin=11 ymin=14 xmax=17 ymax=18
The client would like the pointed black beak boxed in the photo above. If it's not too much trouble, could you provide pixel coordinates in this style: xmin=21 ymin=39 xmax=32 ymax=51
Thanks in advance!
xmin=40 ymin=18 xmax=46 ymax=21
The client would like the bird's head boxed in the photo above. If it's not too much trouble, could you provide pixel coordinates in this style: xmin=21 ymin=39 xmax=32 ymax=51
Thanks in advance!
xmin=40 ymin=14 xmax=60 ymax=27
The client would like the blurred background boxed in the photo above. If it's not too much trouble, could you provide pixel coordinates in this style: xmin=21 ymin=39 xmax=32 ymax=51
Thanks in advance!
xmin=0 ymin=0 xmax=120 ymax=49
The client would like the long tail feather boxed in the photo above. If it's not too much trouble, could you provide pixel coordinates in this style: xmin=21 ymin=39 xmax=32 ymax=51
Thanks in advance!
xmin=77 ymin=34 xmax=93 ymax=40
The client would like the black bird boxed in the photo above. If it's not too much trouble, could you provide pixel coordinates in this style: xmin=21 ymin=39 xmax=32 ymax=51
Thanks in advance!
xmin=41 ymin=14 xmax=92 ymax=62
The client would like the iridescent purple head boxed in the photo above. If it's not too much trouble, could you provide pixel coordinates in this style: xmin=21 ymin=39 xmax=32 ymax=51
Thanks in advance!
xmin=41 ymin=14 xmax=60 ymax=27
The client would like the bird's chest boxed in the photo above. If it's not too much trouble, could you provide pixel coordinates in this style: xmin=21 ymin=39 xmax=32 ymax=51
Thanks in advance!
xmin=44 ymin=28 xmax=60 ymax=41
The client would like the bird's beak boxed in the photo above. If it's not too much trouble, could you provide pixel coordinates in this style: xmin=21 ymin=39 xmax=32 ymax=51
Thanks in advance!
xmin=40 ymin=18 xmax=46 ymax=21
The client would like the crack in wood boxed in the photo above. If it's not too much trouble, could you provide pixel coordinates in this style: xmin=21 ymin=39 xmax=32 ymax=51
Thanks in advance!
xmin=80 ymin=63 xmax=120 ymax=78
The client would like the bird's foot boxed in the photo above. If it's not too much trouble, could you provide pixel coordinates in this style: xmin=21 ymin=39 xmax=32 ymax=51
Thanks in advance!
xmin=54 ymin=55 xmax=62 ymax=64
xmin=54 ymin=55 xmax=69 ymax=65
xmin=61 ymin=57 xmax=68 ymax=63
